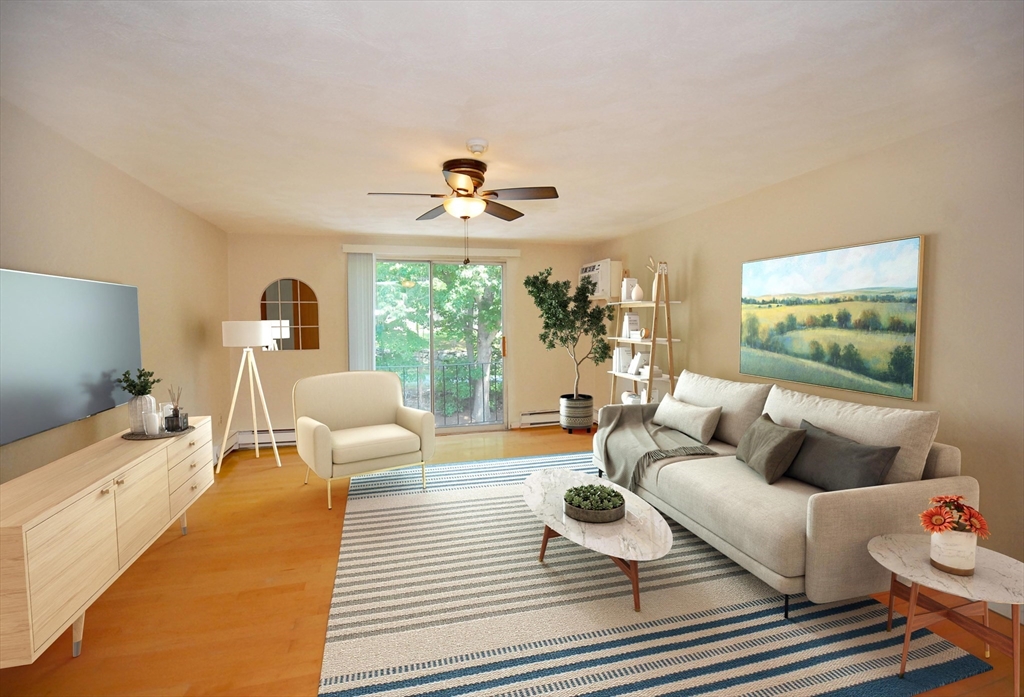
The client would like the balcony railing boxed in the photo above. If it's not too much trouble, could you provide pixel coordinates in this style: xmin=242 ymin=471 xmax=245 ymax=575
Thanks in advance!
xmin=377 ymin=361 xmax=504 ymax=427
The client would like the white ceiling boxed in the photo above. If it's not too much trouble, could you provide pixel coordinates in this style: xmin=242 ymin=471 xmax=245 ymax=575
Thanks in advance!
xmin=1 ymin=1 xmax=1021 ymax=242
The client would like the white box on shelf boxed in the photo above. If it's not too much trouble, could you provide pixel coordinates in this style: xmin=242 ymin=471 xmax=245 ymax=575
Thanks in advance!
xmin=620 ymin=277 xmax=638 ymax=301
xmin=579 ymin=259 xmax=623 ymax=300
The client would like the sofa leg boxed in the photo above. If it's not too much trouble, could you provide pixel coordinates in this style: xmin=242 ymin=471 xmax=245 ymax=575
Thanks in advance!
xmin=784 ymin=594 xmax=789 ymax=620
xmin=327 ymin=478 xmax=332 ymax=510
xmin=304 ymin=469 xmax=310 ymax=485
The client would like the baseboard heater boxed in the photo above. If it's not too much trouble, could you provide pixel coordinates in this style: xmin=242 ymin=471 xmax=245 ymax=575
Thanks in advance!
xmin=519 ymin=409 xmax=561 ymax=428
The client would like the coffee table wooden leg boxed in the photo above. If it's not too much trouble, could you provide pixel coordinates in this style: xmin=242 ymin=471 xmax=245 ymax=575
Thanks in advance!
xmin=982 ymin=601 xmax=990 ymax=658
xmin=1012 ymin=604 xmax=1020 ymax=697
xmin=629 ymin=560 xmax=640 ymax=612
xmin=887 ymin=572 xmax=896 ymax=632
xmin=538 ymin=525 xmax=560 ymax=562
xmin=899 ymin=582 xmax=920 ymax=679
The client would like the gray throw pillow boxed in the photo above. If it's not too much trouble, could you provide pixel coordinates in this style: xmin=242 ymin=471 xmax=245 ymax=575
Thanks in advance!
xmin=651 ymin=395 xmax=722 ymax=444
xmin=786 ymin=420 xmax=900 ymax=491
xmin=735 ymin=414 xmax=806 ymax=484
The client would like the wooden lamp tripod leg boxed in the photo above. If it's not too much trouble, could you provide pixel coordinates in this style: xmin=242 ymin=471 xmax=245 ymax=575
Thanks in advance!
xmin=248 ymin=347 xmax=260 ymax=458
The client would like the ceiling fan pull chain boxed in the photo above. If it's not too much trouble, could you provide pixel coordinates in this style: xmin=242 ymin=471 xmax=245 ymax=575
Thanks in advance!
xmin=463 ymin=217 xmax=471 ymax=265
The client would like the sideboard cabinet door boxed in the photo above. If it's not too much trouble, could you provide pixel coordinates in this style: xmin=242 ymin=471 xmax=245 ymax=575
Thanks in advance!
xmin=25 ymin=484 xmax=119 ymax=651
xmin=114 ymin=451 xmax=171 ymax=567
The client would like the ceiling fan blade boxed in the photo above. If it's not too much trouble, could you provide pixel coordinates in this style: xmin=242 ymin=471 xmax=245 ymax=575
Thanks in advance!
xmin=479 ymin=186 xmax=558 ymax=201
xmin=484 ymin=200 xmax=524 ymax=221
xmin=368 ymin=192 xmax=445 ymax=197
xmin=443 ymin=170 xmax=476 ymax=195
xmin=416 ymin=205 xmax=446 ymax=221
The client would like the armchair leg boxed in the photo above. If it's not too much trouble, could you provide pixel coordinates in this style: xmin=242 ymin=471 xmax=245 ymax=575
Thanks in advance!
xmin=421 ymin=462 xmax=426 ymax=490
xmin=304 ymin=468 xmax=310 ymax=485
xmin=327 ymin=478 xmax=332 ymax=510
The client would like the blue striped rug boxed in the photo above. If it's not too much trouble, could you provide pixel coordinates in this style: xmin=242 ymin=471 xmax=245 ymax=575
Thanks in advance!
xmin=321 ymin=454 xmax=990 ymax=696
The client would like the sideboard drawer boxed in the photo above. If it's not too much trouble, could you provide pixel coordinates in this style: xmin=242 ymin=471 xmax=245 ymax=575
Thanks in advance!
xmin=25 ymin=485 xmax=119 ymax=650
xmin=170 ymin=462 xmax=213 ymax=520
xmin=166 ymin=421 xmax=212 ymax=468
xmin=168 ymin=448 xmax=212 ymax=493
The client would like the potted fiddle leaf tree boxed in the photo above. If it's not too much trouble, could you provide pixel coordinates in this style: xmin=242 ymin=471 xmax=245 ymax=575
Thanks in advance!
xmin=524 ymin=268 xmax=615 ymax=433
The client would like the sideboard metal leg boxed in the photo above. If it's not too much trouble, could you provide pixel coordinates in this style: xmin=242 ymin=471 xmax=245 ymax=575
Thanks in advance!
xmin=180 ymin=511 xmax=188 ymax=535
xmin=72 ymin=613 xmax=85 ymax=657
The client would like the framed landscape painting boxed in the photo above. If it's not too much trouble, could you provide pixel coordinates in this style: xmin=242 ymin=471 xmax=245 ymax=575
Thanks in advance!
xmin=740 ymin=236 xmax=922 ymax=400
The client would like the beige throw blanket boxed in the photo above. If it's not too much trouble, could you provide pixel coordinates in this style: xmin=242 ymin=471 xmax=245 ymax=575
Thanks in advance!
xmin=594 ymin=403 xmax=716 ymax=490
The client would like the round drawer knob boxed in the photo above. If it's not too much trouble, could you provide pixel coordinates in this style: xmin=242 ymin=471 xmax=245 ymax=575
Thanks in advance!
xmin=190 ymin=462 xmax=197 ymax=469
xmin=100 ymin=487 xmax=111 ymax=495
xmin=191 ymin=484 xmax=198 ymax=490
xmin=188 ymin=440 xmax=196 ymax=447
xmin=115 ymin=478 xmax=125 ymax=485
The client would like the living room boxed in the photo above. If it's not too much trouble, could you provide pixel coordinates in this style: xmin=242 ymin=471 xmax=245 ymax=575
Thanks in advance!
xmin=0 ymin=2 xmax=1021 ymax=696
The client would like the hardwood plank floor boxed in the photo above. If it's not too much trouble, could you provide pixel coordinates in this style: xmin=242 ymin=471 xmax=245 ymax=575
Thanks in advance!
xmin=0 ymin=427 xmax=1018 ymax=696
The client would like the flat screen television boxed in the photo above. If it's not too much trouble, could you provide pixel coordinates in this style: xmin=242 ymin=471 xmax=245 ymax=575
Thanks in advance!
xmin=0 ymin=269 xmax=142 ymax=445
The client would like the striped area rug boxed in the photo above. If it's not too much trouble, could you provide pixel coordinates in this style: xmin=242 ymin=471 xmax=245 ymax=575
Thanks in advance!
xmin=320 ymin=454 xmax=990 ymax=696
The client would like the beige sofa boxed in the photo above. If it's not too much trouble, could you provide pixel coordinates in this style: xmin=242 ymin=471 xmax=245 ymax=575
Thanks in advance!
xmin=594 ymin=371 xmax=979 ymax=605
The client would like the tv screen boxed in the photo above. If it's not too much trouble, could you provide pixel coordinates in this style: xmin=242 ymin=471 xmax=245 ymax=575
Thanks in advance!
xmin=0 ymin=269 xmax=142 ymax=445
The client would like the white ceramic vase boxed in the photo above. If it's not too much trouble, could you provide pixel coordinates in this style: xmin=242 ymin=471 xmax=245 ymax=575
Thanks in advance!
xmin=929 ymin=530 xmax=976 ymax=576
xmin=631 ymin=284 xmax=644 ymax=301
xmin=128 ymin=394 xmax=157 ymax=434
xmin=652 ymin=277 xmax=659 ymax=301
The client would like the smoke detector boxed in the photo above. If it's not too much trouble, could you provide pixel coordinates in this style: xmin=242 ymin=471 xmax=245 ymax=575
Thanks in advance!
xmin=466 ymin=138 xmax=489 ymax=155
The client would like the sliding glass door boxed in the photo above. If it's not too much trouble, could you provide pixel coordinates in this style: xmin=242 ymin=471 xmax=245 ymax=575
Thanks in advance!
xmin=375 ymin=261 xmax=504 ymax=428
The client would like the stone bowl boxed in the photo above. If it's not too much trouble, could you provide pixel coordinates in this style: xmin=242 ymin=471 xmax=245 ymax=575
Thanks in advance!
xmin=564 ymin=500 xmax=626 ymax=524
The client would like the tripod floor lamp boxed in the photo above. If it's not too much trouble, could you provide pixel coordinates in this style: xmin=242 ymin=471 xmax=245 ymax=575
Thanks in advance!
xmin=216 ymin=320 xmax=282 ymax=474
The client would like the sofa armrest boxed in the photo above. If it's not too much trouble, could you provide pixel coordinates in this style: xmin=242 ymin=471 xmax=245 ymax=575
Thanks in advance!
xmin=296 ymin=415 xmax=333 ymax=480
xmin=597 ymin=402 xmax=658 ymax=429
xmin=397 ymin=406 xmax=435 ymax=461
xmin=805 ymin=475 xmax=980 ymax=603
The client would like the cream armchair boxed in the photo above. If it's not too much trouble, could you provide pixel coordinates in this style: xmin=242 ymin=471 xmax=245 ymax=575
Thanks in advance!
xmin=292 ymin=371 xmax=435 ymax=509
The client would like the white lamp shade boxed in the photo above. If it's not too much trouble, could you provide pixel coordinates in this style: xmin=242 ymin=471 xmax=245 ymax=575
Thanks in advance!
xmin=222 ymin=321 xmax=274 ymax=347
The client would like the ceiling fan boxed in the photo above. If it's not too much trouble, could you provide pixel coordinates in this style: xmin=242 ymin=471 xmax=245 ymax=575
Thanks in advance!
xmin=368 ymin=158 xmax=558 ymax=222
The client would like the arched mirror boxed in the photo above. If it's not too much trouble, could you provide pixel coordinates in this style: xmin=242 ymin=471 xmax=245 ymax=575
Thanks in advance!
xmin=261 ymin=279 xmax=319 ymax=350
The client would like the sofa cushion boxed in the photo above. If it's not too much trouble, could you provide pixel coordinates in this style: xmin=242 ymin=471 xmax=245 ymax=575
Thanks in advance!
xmin=331 ymin=424 xmax=420 ymax=464
xmin=762 ymin=385 xmax=939 ymax=484
xmin=787 ymin=420 xmax=900 ymax=491
xmin=673 ymin=370 xmax=773 ymax=446
xmin=736 ymin=414 xmax=807 ymax=484
xmin=656 ymin=456 xmax=820 ymax=578
xmin=636 ymin=438 xmax=736 ymax=491
xmin=652 ymin=395 xmax=722 ymax=444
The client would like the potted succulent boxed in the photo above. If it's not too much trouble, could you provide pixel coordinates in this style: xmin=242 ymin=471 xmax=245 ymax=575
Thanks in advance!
xmin=920 ymin=495 xmax=990 ymax=576
xmin=115 ymin=368 xmax=161 ymax=434
xmin=563 ymin=484 xmax=626 ymax=523
xmin=524 ymin=268 xmax=615 ymax=433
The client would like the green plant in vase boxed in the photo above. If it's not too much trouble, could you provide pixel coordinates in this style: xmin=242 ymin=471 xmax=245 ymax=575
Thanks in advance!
xmin=116 ymin=368 xmax=161 ymax=434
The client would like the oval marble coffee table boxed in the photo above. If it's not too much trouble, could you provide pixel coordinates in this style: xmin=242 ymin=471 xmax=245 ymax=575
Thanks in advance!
xmin=869 ymin=533 xmax=1023 ymax=696
xmin=523 ymin=468 xmax=673 ymax=611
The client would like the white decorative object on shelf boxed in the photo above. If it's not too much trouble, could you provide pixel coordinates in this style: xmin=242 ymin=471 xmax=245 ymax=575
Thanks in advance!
xmin=620 ymin=277 xmax=637 ymax=302
xmin=622 ymin=392 xmax=642 ymax=405
xmin=621 ymin=312 xmax=640 ymax=338
xmin=631 ymin=284 xmax=644 ymax=301
xmin=627 ymin=352 xmax=646 ymax=375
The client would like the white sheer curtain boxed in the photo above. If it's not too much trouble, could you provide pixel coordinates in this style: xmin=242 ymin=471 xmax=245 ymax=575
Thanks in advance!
xmin=347 ymin=252 xmax=375 ymax=371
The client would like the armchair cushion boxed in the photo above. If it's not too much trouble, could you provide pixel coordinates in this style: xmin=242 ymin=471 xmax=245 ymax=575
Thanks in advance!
xmin=331 ymin=424 xmax=421 ymax=464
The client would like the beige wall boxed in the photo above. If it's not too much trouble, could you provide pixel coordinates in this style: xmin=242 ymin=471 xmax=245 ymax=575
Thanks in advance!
xmin=225 ymin=232 xmax=598 ymax=433
xmin=0 ymin=100 xmax=230 ymax=483
xmin=597 ymin=102 xmax=1024 ymax=561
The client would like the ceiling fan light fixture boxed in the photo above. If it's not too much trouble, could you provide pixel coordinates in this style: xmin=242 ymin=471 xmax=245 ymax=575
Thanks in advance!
xmin=442 ymin=195 xmax=487 ymax=219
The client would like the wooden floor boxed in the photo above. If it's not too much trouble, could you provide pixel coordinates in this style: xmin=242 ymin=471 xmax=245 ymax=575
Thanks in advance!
xmin=0 ymin=427 xmax=1018 ymax=696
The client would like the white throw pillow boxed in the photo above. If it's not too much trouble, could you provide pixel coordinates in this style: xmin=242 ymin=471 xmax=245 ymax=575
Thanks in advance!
xmin=652 ymin=395 xmax=723 ymax=445
xmin=673 ymin=370 xmax=773 ymax=446
xmin=762 ymin=385 xmax=939 ymax=484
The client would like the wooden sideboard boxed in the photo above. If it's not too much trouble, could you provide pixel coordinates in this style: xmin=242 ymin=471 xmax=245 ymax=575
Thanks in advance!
xmin=0 ymin=417 xmax=214 ymax=668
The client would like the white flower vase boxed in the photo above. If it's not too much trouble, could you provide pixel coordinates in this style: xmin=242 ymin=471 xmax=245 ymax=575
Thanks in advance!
xmin=929 ymin=530 xmax=976 ymax=576
xmin=631 ymin=284 xmax=644 ymax=302
xmin=128 ymin=394 xmax=157 ymax=434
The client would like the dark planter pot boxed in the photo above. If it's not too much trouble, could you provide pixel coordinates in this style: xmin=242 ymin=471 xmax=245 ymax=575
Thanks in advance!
xmin=559 ymin=394 xmax=593 ymax=434
xmin=563 ymin=500 xmax=625 ymax=523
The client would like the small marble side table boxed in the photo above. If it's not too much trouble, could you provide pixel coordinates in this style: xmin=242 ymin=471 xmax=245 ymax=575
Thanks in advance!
xmin=868 ymin=533 xmax=1024 ymax=697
